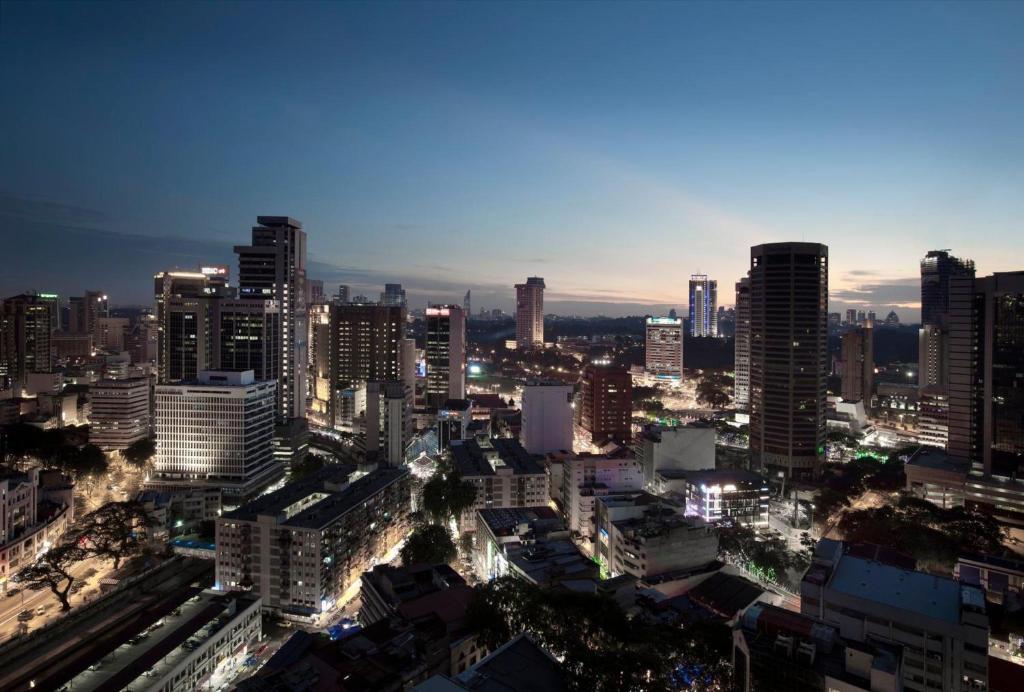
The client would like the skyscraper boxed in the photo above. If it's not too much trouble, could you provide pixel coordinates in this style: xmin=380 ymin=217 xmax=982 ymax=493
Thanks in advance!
xmin=918 ymin=323 xmax=946 ymax=389
xmin=515 ymin=277 xmax=545 ymax=349
xmin=921 ymin=249 xmax=975 ymax=327
xmin=0 ymin=294 xmax=54 ymax=393
xmin=154 ymin=268 xmax=228 ymax=384
xmin=734 ymin=277 xmax=751 ymax=410
xmin=463 ymin=290 xmax=471 ymax=318
xmin=579 ymin=361 xmax=633 ymax=446
xmin=234 ymin=216 xmax=308 ymax=423
xmin=749 ymin=243 xmax=828 ymax=480
xmin=644 ymin=317 xmax=683 ymax=381
xmin=380 ymin=283 xmax=407 ymax=307
xmin=328 ymin=303 xmax=405 ymax=428
xmin=688 ymin=274 xmax=718 ymax=337
xmin=213 ymin=298 xmax=281 ymax=386
xmin=425 ymin=304 xmax=466 ymax=409
xmin=840 ymin=327 xmax=873 ymax=403
xmin=336 ymin=284 xmax=350 ymax=304
xmin=69 ymin=290 xmax=108 ymax=343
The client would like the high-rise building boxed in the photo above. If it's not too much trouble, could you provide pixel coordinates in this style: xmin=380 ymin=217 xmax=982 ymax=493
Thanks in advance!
xmin=89 ymin=377 xmax=152 ymax=451
xmin=827 ymin=312 xmax=841 ymax=328
xmin=336 ymin=284 xmax=350 ymax=304
xmin=688 ymin=275 xmax=718 ymax=337
xmin=306 ymin=279 xmax=324 ymax=306
xmin=151 ymin=370 xmax=279 ymax=501
xmin=918 ymin=386 xmax=949 ymax=449
xmin=126 ymin=313 xmax=158 ymax=365
xmin=235 ymin=216 xmax=307 ymax=423
xmin=749 ymin=242 xmax=828 ymax=480
xmin=213 ymin=298 xmax=281 ymax=390
xmin=95 ymin=316 xmax=129 ymax=352
xmin=515 ymin=277 xmax=545 ymax=349
xmin=520 ymin=381 xmax=574 ymax=454
xmin=579 ymin=361 xmax=633 ymax=445
xmin=380 ymin=283 xmax=406 ymax=307
xmin=918 ymin=323 xmax=946 ymax=389
xmin=845 ymin=308 xmax=857 ymax=326
xmin=866 ymin=310 xmax=877 ymax=326
xmin=307 ymin=303 xmax=332 ymax=427
xmin=921 ymin=249 xmax=975 ymax=327
xmin=644 ymin=317 xmax=683 ymax=381
xmin=463 ymin=289 xmax=471 ymax=318
xmin=328 ymin=303 xmax=405 ymax=428
xmin=883 ymin=310 xmax=899 ymax=327
xmin=425 ymin=304 xmax=466 ymax=409
xmin=153 ymin=269 xmax=228 ymax=384
xmin=69 ymin=290 xmax=108 ymax=343
xmin=734 ymin=277 xmax=751 ymax=410
xmin=1 ymin=294 xmax=54 ymax=392
xmin=840 ymin=327 xmax=873 ymax=403
xmin=364 ymin=380 xmax=411 ymax=466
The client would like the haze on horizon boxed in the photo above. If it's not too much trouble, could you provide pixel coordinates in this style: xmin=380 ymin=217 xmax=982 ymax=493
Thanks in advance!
xmin=2 ymin=2 xmax=1022 ymax=321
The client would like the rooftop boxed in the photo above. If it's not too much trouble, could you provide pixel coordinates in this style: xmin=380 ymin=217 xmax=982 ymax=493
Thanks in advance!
xmin=906 ymin=447 xmax=970 ymax=474
xmin=450 ymin=437 xmax=545 ymax=477
xmin=477 ymin=506 xmax=563 ymax=538
xmin=680 ymin=469 xmax=768 ymax=488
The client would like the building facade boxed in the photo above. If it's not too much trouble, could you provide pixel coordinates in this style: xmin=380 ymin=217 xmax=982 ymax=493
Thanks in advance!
xmin=734 ymin=277 xmax=751 ymax=410
xmin=921 ymin=249 xmax=975 ymax=327
xmin=840 ymin=326 xmax=873 ymax=403
xmin=579 ymin=361 xmax=633 ymax=446
xmin=520 ymin=381 xmax=574 ymax=455
xmin=644 ymin=317 xmax=683 ymax=381
xmin=449 ymin=438 xmax=549 ymax=533
xmin=749 ymin=242 xmax=829 ymax=480
xmin=514 ymin=277 xmax=545 ymax=349
xmin=425 ymin=304 xmax=466 ymax=410
xmin=89 ymin=376 xmax=152 ymax=451
xmin=689 ymin=274 xmax=718 ymax=337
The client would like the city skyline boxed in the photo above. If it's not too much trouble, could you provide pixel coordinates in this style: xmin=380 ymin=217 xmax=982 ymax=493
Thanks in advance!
xmin=3 ymin=2 xmax=1023 ymax=319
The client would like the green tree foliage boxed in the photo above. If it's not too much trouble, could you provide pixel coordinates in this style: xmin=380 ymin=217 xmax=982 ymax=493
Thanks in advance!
xmin=718 ymin=523 xmax=800 ymax=578
xmin=422 ymin=465 xmax=478 ymax=524
xmin=696 ymin=371 xmax=733 ymax=409
xmin=73 ymin=500 xmax=152 ymax=569
xmin=20 ymin=544 xmax=88 ymax=611
xmin=466 ymin=576 xmax=731 ymax=691
xmin=400 ymin=524 xmax=457 ymax=566
xmin=839 ymin=495 xmax=1005 ymax=571
xmin=122 ymin=437 xmax=157 ymax=466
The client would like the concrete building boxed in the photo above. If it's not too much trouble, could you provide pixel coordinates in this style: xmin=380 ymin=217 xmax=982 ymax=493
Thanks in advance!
xmin=1 ymin=293 xmax=54 ymax=393
xmin=449 ymin=438 xmax=548 ymax=533
xmin=520 ymin=381 xmax=573 ymax=455
xmin=749 ymin=242 xmax=829 ymax=480
xmin=69 ymin=290 xmax=108 ymax=344
xmin=151 ymin=370 xmax=279 ymax=502
xmin=515 ymin=277 xmax=545 ymax=349
xmin=364 ymin=380 xmax=411 ymax=466
xmin=579 ymin=361 xmax=633 ymax=446
xmin=380 ymin=283 xmax=407 ymax=307
xmin=594 ymin=492 xmax=718 ymax=580
xmin=801 ymin=539 xmax=989 ymax=691
xmin=561 ymin=453 xmax=643 ymax=546
xmin=840 ymin=326 xmax=873 ymax=403
xmin=213 ymin=297 xmax=281 ymax=386
xmin=472 ymin=506 xmax=568 ymax=581
xmin=216 ymin=465 xmax=411 ymax=617
xmin=734 ymin=276 xmax=751 ymax=410
xmin=235 ymin=216 xmax=308 ymax=424
xmin=644 ymin=317 xmax=683 ymax=381
xmin=679 ymin=469 xmax=770 ymax=528
xmin=159 ymin=294 xmax=218 ymax=384
xmin=632 ymin=423 xmax=716 ymax=489
xmin=89 ymin=376 xmax=152 ymax=451
xmin=425 ymin=304 xmax=466 ymax=410
xmin=361 ymin=562 xmax=467 ymax=627
xmin=689 ymin=274 xmax=718 ymax=337
xmin=94 ymin=316 xmax=129 ymax=352
xmin=918 ymin=386 xmax=949 ymax=449
xmin=307 ymin=303 xmax=332 ymax=427
xmin=0 ymin=468 xmax=74 ymax=586
xmin=918 ymin=324 xmax=947 ymax=389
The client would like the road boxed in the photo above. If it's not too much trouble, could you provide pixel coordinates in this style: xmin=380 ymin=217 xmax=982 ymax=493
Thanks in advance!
xmin=0 ymin=554 xmax=111 ymax=642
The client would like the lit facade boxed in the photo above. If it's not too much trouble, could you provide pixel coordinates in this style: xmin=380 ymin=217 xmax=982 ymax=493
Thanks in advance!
xmin=689 ymin=274 xmax=718 ymax=337
xmin=515 ymin=276 xmax=545 ymax=349
xmin=734 ymin=277 xmax=751 ymax=409
xmin=89 ymin=376 xmax=152 ymax=451
xmin=425 ymin=304 xmax=466 ymax=409
xmin=579 ymin=361 xmax=633 ymax=445
xmin=644 ymin=316 xmax=683 ymax=381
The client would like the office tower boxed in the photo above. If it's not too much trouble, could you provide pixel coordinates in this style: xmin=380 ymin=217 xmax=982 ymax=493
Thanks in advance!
xmin=307 ymin=303 xmax=332 ymax=427
xmin=151 ymin=370 xmax=279 ymax=500
xmin=856 ymin=310 xmax=866 ymax=325
xmin=644 ymin=317 xmax=683 ymax=381
xmin=840 ymin=327 xmax=873 ymax=403
xmin=380 ymin=283 xmax=407 ymax=307
xmin=153 ymin=269 xmax=228 ymax=383
xmin=34 ymin=292 xmax=60 ymax=333
xmin=69 ymin=290 xmax=108 ymax=341
xmin=234 ymin=216 xmax=308 ymax=423
xmin=365 ymin=381 xmax=411 ymax=466
xmin=801 ymin=539 xmax=989 ymax=692
xmin=845 ymin=308 xmax=857 ymax=326
xmin=918 ymin=386 xmax=949 ymax=449
xmin=425 ymin=304 xmax=466 ymax=409
xmin=336 ymin=284 xmax=351 ymax=304
xmin=95 ymin=316 xmax=129 ymax=352
xmin=216 ymin=466 xmax=410 ymax=614
xmin=212 ymin=298 xmax=282 ymax=427
xmin=749 ymin=242 xmax=828 ymax=480
xmin=127 ymin=313 xmax=158 ymax=365
xmin=948 ymin=272 xmax=1024 ymax=479
xmin=515 ymin=277 xmax=545 ymax=349
xmin=921 ymin=249 xmax=975 ymax=327
xmin=734 ymin=277 xmax=751 ymax=410
xmin=306 ymin=278 xmax=324 ymax=306
xmin=579 ymin=361 xmax=633 ymax=445
xmin=688 ymin=274 xmax=718 ymax=337
xmin=918 ymin=323 xmax=946 ymax=389
xmin=1 ymin=294 xmax=54 ymax=393
xmin=89 ymin=377 xmax=152 ymax=451
xmin=520 ymin=381 xmax=574 ymax=454
xmin=399 ymin=337 xmax=416 ymax=403
xmin=463 ymin=290 xmax=471 ymax=318
xmin=866 ymin=310 xmax=877 ymax=326
xmin=328 ymin=303 xmax=405 ymax=428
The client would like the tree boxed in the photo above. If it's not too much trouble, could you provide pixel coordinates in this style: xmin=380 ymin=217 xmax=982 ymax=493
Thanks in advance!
xmin=122 ymin=437 xmax=157 ymax=466
xmin=74 ymin=500 xmax=152 ymax=569
xmin=54 ymin=444 xmax=108 ymax=479
xmin=400 ymin=524 xmax=457 ymax=566
xmin=422 ymin=467 xmax=478 ymax=525
xmin=21 ymin=544 xmax=88 ymax=611
xmin=290 ymin=453 xmax=326 ymax=482
xmin=696 ymin=372 xmax=732 ymax=409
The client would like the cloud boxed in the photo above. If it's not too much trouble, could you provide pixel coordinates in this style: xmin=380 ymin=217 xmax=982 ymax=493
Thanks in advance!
xmin=830 ymin=276 xmax=921 ymax=315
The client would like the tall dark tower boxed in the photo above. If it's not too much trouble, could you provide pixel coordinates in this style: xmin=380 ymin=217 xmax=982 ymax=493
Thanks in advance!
xmin=921 ymin=250 xmax=975 ymax=327
xmin=749 ymin=243 xmax=829 ymax=480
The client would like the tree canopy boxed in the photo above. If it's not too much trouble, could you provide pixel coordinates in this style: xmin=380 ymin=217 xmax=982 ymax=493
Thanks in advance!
xmin=20 ymin=544 xmax=89 ymax=611
xmin=73 ymin=500 xmax=152 ymax=569
xmin=400 ymin=524 xmax=457 ymax=566
xmin=422 ymin=465 xmax=478 ymax=525
xmin=122 ymin=437 xmax=157 ymax=466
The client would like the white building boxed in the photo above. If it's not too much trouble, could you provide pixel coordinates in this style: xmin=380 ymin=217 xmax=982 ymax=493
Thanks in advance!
xmin=0 ymin=468 xmax=75 ymax=586
xmin=644 ymin=317 xmax=683 ymax=382
xmin=560 ymin=453 xmax=643 ymax=547
xmin=151 ymin=370 xmax=279 ymax=502
xmin=520 ymin=381 xmax=573 ymax=455
xmin=89 ymin=376 xmax=152 ymax=451
xmin=633 ymin=423 xmax=716 ymax=489
xmin=450 ymin=438 xmax=549 ymax=533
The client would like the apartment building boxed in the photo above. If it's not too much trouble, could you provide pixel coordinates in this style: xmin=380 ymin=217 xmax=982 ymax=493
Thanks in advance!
xmin=449 ymin=438 xmax=548 ymax=534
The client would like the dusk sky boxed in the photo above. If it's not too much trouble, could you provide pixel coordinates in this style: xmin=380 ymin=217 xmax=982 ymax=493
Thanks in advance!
xmin=2 ymin=1 xmax=1022 ymax=320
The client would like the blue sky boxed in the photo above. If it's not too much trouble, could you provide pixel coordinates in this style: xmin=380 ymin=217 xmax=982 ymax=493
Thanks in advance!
xmin=2 ymin=1 xmax=1022 ymax=319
